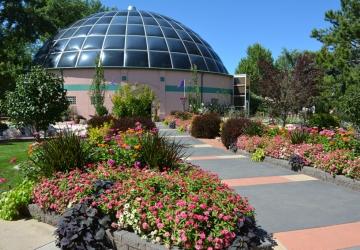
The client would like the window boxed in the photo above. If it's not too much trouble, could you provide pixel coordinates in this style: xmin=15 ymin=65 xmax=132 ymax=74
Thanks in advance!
xmin=166 ymin=38 xmax=186 ymax=53
xmin=126 ymin=36 xmax=147 ymax=50
xmin=127 ymin=25 xmax=145 ymax=35
xmin=103 ymin=36 xmax=125 ymax=49
xmin=147 ymin=37 xmax=168 ymax=51
xmin=171 ymin=53 xmax=191 ymax=69
xmin=67 ymin=96 xmax=76 ymax=105
xmin=102 ymin=50 xmax=124 ymax=66
xmin=160 ymin=76 xmax=165 ymax=82
xmin=145 ymin=26 xmax=163 ymax=37
xmin=149 ymin=51 xmax=171 ymax=68
xmin=77 ymin=51 xmax=100 ymax=67
xmin=82 ymin=36 xmax=104 ymax=50
xmin=125 ymin=51 xmax=148 ymax=67
xmin=122 ymin=75 xmax=127 ymax=81
xmin=65 ymin=37 xmax=85 ymax=51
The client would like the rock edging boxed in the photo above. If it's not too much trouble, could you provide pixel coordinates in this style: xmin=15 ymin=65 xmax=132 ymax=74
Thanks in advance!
xmin=237 ymin=150 xmax=360 ymax=192
xmin=28 ymin=204 xmax=171 ymax=250
xmin=28 ymin=204 xmax=272 ymax=250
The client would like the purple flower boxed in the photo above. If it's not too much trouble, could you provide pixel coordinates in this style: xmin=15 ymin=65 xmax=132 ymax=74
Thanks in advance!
xmin=134 ymin=161 xmax=141 ymax=169
xmin=107 ymin=159 xmax=115 ymax=166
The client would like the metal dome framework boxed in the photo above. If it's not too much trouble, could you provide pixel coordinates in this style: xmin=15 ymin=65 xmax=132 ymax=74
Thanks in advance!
xmin=35 ymin=8 xmax=228 ymax=74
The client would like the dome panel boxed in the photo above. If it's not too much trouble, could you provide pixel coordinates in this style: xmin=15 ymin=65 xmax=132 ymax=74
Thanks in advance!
xmin=34 ymin=8 xmax=228 ymax=74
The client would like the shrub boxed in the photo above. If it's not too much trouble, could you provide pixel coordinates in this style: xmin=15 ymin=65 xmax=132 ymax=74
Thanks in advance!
xmin=251 ymin=148 xmax=265 ymax=162
xmin=288 ymin=154 xmax=305 ymax=171
xmin=0 ymin=180 xmax=34 ymax=220
xmin=221 ymin=118 xmax=252 ymax=148
xmin=112 ymin=83 xmax=155 ymax=118
xmin=289 ymin=128 xmax=310 ymax=144
xmin=111 ymin=116 xmax=155 ymax=132
xmin=87 ymin=115 xmax=114 ymax=128
xmin=87 ymin=122 xmax=112 ymax=144
xmin=307 ymin=113 xmax=339 ymax=129
xmin=191 ymin=113 xmax=221 ymax=138
xmin=139 ymin=133 xmax=187 ymax=171
xmin=244 ymin=121 xmax=264 ymax=136
xmin=27 ymin=131 xmax=91 ymax=178
xmin=33 ymin=165 xmax=263 ymax=249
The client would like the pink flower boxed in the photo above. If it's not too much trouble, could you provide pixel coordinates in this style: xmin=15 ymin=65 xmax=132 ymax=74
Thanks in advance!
xmin=200 ymin=203 xmax=207 ymax=209
xmin=176 ymin=200 xmax=186 ymax=207
xmin=157 ymin=223 xmax=164 ymax=229
xmin=107 ymin=159 xmax=115 ymax=166
xmin=199 ymin=232 xmax=206 ymax=239
xmin=179 ymin=211 xmax=187 ymax=219
xmin=0 ymin=178 xmax=7 ymax=184
xmin=142 ymin=222 xmax=149 ymax=230
xmin=164 ymin=232 xmax=170 ymax=237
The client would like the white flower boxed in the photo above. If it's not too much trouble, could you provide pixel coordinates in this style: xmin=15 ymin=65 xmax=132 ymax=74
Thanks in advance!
xmin=155 ymin=237 xmax=161 ymax=242
xmin=124 ymin=203 xmax=130 ymax=209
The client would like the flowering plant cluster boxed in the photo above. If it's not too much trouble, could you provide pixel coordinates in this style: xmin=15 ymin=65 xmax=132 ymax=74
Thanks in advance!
xmin=89 ymin=122 xmax=157 ymax=168
xmin=163 ymin=115 xmax=192 ymax=133
xmin=237 ymin=131 xmax=360 ymax=180
xmin=33 ymin=163 xmax=258 ymax=249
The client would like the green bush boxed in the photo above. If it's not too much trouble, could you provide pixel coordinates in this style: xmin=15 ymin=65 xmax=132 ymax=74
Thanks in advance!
xmin=190 ymin=113 xmax=221 ymax=138
xmin=139 ymin=133 xmax=187 ymax=171
xmin=251 ymin=148 xmax=265 ymax=162
xmin=112 ymin=83 xmax=155 ymax=118
xmin=221 ymin=118 xmax=252 ymax=148
xmin=244 ymin=121 xmax=264 ymax=136
xmin=0 ymin=180 xmax=34 ymax=220
xmin=26 ymin=131 xmax=91 ymax=178
xmin=308 ymin=113 xmax=339 ymax=128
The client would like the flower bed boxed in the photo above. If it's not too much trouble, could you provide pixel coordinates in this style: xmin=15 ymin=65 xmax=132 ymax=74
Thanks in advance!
xmin=19 ymin=123 xmax=267 ymax=249
xmin=163 ymin=112 xmax=193 ymax=132
xmin=33 ymin=163 xmax=261 ymax=249
xmin=237 ymin=127 xmax=360 ymax=180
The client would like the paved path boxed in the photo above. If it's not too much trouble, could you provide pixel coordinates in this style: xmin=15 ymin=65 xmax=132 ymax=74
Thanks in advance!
xmin=1 ymin=124 xmax=360 ymax=250
xmin=158 ymin=124 xmax=360 ymax=250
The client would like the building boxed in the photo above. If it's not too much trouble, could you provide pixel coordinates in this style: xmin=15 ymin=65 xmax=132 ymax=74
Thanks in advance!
xmin=34 ymin=6 xmax=234 ymax=119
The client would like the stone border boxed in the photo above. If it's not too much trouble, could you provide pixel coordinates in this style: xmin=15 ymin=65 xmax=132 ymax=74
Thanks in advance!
xmin=237 ymin=150 xmax=360 ymax=192
xmin=27 ymin=204 xmax=272 ymax=250
xmin=27 ymin=204 xmax=170 ymax=250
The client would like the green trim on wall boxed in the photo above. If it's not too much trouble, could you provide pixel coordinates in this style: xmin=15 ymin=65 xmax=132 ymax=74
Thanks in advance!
xmin=64 ymin=84 xmax=118 ymax=91
xmin=165 ymin=85 xmax=232 ymax=94
xmin=64 ymin=84 xmax=232 ymax=94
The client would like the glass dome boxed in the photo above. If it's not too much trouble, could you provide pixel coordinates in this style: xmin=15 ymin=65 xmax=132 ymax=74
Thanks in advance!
xmin=34 ymin=7 xmax=228 ymax=74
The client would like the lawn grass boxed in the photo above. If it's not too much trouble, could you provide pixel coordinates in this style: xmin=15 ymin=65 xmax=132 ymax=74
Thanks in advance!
xmin=0 ymin=141 xmax=32 ymax=190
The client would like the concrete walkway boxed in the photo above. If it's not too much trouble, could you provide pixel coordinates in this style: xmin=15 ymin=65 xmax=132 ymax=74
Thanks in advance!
xmin=1 ymin=124 xmax=360 ymax=250
xmin=158 ymin=124 xmax=360 ymax=250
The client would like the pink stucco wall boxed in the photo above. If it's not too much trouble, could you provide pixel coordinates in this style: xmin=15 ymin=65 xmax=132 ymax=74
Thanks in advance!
xmin=51 ymin=68 xmax=233 ymax=119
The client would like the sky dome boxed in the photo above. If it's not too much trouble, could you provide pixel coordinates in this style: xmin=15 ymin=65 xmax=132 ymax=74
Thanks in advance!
xmin=101 ymin=0 xmax=340 ymax=74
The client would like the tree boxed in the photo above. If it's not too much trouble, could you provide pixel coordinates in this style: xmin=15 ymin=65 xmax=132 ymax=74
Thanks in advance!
xmin=0 ymin=0 xmax=107 ymax=103
xmin=90 ymin=56 xmax=108 ymax=116
xmin=5 ymin=66 xmax=69 ymax=136
xmin=275 ymin=49 xmax=302 ymax=71
xmin=188 ymin=64 xmax=202 ymax=113
xmin=258 ymin=53 xmax=322 ymax=126
xmin=311 ymin=0 xmax=360 ymax=126
xmin=235 ymin=43 xmax=273 ymax=95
